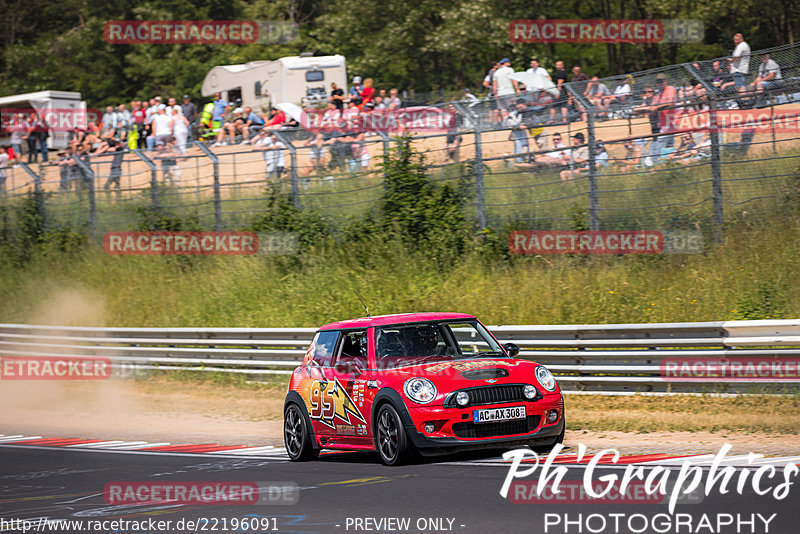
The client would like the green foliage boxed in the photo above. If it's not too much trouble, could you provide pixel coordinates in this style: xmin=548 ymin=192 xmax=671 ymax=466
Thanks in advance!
xmin=568 ymin=203 xmax=589 ymax=232
xmin=1 ymin=0 xmax=794 ymax=103
xmin=247 ymin=186 xmax=330 ymax=250
xmin=0 ymin=192 xmax=88 ymax=266
xmin=134 ymin=206 xmax=201 ymax=231
xmin=379 ymin=136 xmax=472 ymax=262
xmin=732 ymin=280 xmax=784 ymax=320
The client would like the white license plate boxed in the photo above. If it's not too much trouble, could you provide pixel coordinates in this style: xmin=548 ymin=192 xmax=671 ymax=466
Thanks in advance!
xmin=473 ymin=405 xmax=526 ymax=423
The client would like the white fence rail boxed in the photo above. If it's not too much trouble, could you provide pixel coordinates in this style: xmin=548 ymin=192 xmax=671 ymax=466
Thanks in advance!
xmin=1 ymin=320 xmax=799 ymax=394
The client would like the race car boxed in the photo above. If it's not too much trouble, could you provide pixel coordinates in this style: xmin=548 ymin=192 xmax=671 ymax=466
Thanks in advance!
xmin=283 ymin=312 xmax=564 ymax=465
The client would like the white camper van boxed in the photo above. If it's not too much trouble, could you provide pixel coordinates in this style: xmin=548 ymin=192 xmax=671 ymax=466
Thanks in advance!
xmin=201 ymin=55 xmax=347 ymax=111
xmin=0 ymin=90 xmax=86 ymax=150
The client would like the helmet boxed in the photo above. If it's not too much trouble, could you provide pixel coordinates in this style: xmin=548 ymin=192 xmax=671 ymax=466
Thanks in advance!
xmin=414 ymin=326 xmax=438 ymax=355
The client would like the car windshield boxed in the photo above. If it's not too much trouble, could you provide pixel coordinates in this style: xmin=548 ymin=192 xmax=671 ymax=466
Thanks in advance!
xmin=374 ymin=320 xmax=505 ymax=368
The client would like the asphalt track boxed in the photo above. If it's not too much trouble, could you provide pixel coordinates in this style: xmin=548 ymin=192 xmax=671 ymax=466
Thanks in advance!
xmin=0 ymin=438 xmax=798 ymax=534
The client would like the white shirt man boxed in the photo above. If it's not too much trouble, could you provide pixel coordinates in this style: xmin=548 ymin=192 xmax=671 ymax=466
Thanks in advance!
xmin=259 ymin=134 xmax=286 ymax=177
xmin=525 ymin=59 xmax=551 ymax=94
xmin=546 ymin=140 xmax=570 ymax=159
xmin=0 ymin=148 xmax=9 ymax=187
xmin=386 ymin=89 xmax=402 ymax=110
xmin=152 ymin=106 xmax=173 ymax=145
xmin=730 ymin=35 xmax=751 ymax=74
xmin=494 ymin=60 xmax=516 ymax=97
xmin=758 ymin=57 xmax=782 ymax=81
xmin=614 ymin=82 xmax=631 ymax=97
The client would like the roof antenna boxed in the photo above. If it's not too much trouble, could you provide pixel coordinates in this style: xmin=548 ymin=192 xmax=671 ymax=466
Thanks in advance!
xmin=353 ymin=289 xmax=371 ymax=317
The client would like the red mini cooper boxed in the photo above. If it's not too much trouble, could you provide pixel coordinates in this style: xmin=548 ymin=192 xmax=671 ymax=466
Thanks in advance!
xmin=283 ymin=313 xmax=564 ymax=465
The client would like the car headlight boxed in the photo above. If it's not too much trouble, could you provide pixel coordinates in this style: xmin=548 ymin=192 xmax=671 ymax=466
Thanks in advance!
xmin=404 ymin=378 xmax=437 ymax=404
xmin=456 ymin=391 xmax=470 ymax=406
xmin=535 ymin=366 xmax=557 ymax=392
xmin=523 ymin=384 xmax=538 ymax=399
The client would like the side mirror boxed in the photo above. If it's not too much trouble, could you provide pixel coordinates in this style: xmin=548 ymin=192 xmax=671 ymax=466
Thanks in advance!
xmin=503 ymin=343 xmax=520 ymax=358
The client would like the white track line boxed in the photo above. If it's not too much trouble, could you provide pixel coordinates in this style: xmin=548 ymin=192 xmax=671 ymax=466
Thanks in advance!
xmin=206 ymin=446 xmax=280 ymax=455
xmin=0 ymin=435 xmax=40 ymax=442
xmin=638 ymin=454 xmax=718 ymax=465
xmin=65 ymin=441 xmax=126 ymax=448
xmin=79 ymin=441 xmax=152 ymax=449
xmin=215 ymin=447 xmax=289 ymax=456
xmin=111 ymin=442 xmax=172 ymax=449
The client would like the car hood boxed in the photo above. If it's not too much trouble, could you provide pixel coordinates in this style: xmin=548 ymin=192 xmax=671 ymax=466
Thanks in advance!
xmin=377 ymin=358 xmax=538 ymax=383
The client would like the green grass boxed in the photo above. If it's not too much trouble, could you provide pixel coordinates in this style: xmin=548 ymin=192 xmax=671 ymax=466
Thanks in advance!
xmin=1 ymin=217 xmax=799 ymax=327
xmin=133 ymin=371 xmax=800 ymax=434
xmin=565 ymin=393 xmax=800 ymax=434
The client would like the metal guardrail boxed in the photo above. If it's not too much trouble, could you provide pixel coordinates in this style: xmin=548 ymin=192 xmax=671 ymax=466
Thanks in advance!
xmin=1 ymin=320 xmax=798 ymax=394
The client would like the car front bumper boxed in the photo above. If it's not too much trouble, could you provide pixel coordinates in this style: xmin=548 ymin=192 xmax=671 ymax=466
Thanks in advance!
xmin=399 ymin=396 xmax=564 ymax=455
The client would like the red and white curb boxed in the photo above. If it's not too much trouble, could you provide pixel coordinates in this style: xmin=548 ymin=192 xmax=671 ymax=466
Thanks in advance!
xmin=0 ymin=434 xmax=288 ymax=456
xmin=1 ymin=434 xmax=797 ymax=466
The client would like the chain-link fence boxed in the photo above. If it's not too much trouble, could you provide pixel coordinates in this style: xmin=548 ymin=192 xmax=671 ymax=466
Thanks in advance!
xmin=2 ymin=42 xmax=800 ymax=242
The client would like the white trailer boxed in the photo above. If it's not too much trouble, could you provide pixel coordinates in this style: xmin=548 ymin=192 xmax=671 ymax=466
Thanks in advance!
xmin=201 ymin=55 xmax=347 ymax=111
xmin=0 ymin=90 xmax=86 ymax=150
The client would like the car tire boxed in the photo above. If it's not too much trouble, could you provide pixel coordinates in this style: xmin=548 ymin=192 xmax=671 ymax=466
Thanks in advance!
xmin=284 ymin=403 xmax=319 ymax=462
xmin=375 ymin=404 xmax=410 ymax=466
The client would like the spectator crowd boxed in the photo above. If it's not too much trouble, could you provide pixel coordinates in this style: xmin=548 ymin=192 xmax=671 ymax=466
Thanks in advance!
xmin=0 ymin=32 xmax=794 ymax=192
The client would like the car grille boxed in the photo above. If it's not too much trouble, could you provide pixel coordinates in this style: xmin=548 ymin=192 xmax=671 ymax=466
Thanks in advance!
xmin=443 ymin=384 xmax=535 ymax=408
xmin=452 ymin=415 xmax=541 ymax=439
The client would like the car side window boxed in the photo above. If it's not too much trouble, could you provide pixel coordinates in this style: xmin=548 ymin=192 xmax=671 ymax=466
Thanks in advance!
xmin=337 ymin=331 xmax=367 ymax=361
xmin=311 ymin=331 xmax=340 ymax=367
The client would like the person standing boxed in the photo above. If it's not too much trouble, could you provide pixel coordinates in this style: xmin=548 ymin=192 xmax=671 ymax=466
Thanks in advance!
xmin=115 ymin=104 xmax=131 ymax=141
xmin=257 ymin=132 xmax=287 ymax=180
xmin=330 ymin=82 xmax=345 ymax=111
xmin=131 ymin=101 xmax=147 ymax=149
xmin=493 ymin=58 xmax=519 ymax=110
xmin=171 ymin=108 xmax=190 ymax=154
xmin=28 ymin=112 xmax=49 ymax=162
xmin=103 ymin=138 xmax=125 ymax=197
xmin=728 ymin=33 xmax=751 ymax=94
xmin=10 ymin=113 xmax=29 ymax=160
xmin=151 ymin=105 xmax=173 ymax=148
xmin=0 ymin=146 xmax=9 ymax=191
xmin=181 ymin=95 xmax=197 ymax=141
xmin=549 ymin=61 xmax=570 ymax=124
xmin=502 ymin=108 xmax=529 ymax=163
xmin=525 ymin=57 xmax=551 ymax=97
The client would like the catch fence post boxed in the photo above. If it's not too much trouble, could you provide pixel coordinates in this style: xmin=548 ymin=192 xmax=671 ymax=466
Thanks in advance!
xmin=685 ymin=63 xmax=724 ymax=244
xmin=133 ymin=149 xmax=159 ymax=211
xmin=272 ymin=131 xmax=299 ymax=209
xmin=196 ymin=142 xmax=223 ymax=230
xmin=454 ymin=101 xmax=485 ymax=228
xmin=565 ymin=84 xmax=599 ymax=231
